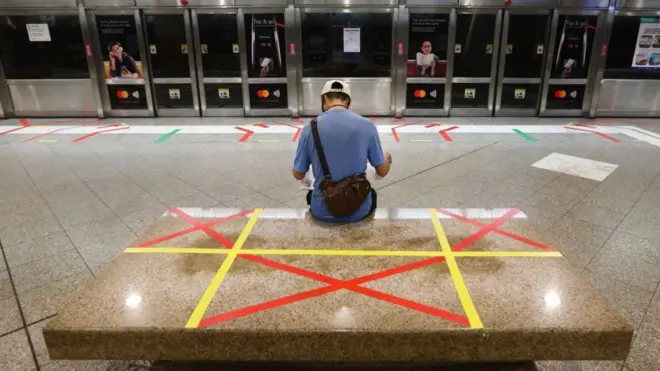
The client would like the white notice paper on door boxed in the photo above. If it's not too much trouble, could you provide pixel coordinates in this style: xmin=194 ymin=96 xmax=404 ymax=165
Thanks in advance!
xmin=343 ymin=28 xmax=361 ymax=53
xmin=26 ymin=24 xmax=51 ymax=42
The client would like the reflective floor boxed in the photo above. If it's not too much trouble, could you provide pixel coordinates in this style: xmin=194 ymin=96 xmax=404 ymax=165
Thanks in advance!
xmin=0 ymin=116 xmax=659 ymax=371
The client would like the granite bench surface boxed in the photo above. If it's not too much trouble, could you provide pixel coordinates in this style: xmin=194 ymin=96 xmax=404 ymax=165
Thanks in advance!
xmin=45 ymin=208 xmax=633 ymax=362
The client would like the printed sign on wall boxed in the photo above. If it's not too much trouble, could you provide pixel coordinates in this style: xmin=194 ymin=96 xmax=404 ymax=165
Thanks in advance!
xmin=632 ymin=17 xmax=660 ymax=68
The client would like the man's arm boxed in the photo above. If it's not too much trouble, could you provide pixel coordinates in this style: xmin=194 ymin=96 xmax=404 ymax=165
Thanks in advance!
xmin=367 ymin=126 xmax=391 ymax=177
xmin=292 ymin=124 xmax=311 ymax=180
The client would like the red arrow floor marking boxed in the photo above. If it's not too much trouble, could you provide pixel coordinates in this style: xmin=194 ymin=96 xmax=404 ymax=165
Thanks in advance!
xmin=439 ymin=126 xmax=459 ymax=142
xmin=235 ymin=127 xmax=254 ymax=142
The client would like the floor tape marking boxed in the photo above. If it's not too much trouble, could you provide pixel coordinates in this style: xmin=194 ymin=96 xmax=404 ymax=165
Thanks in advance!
xmin=184 ymin=208 xmax=262 ymax=328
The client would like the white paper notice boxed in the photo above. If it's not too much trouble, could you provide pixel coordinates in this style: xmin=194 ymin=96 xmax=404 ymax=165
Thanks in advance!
xmin=343 ymin=28 xmax=361 ymax=53
xmin=26 ymin=24 xmax=51 ymax=42
xmin=300 ymin=163 xmax=381 ymax=190
xmin=632 ymin=17 xmax=660 ymax=68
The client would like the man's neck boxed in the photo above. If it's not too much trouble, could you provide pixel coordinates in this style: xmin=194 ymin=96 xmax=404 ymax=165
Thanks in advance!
xmin=325 ymin=104 xmax=346 ymax=112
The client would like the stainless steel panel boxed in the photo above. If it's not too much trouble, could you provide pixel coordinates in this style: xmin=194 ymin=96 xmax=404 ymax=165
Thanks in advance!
xmin=187 ymin=0 xmax=236 ymax=5
xmin=295 ymin=0 xmax=396 ymax=5
xmin=184 ymin=10 xmax=201 ymax=114
xmin=0 ymin=60 xmax=12 ymax=118
xmin=0 ymin=0 xmax=77 ymax=7
xmin=247 ymin=77 xmax=288 ymax=83
xmin=155 ymin=108 xmax=198 ymax=116
xmin=452 ymin=77 xmax=491 ymax=83
xmin=502 ymin=78 xmax=542 ymax=84
xmin=596 ymin=79 xmax=660 ymax=117
xmin=459 ymin=0 xmax=555 ymax=6
xmin=83 ymin=0 xmax=136 ymax=7
xmin=390 ymin=7 xmax=399 ymax=116
xmin=548 ymin=78 xmax=588 ymax=84
xmin=589 ymin=9 xmax=613 ymax=117
xmin=404 ymin=108 xmax=447 ymax=116
xmin=450 ymin=108 xmax=491 ymax=116
xmin=407 ymin=0 xmax=457 ymax=6
xmin=8 ymin=79 xmax=97 ymax=117
xmin=497 ymin=108 xmax=537 ymax=116
xmin=285 ymin=5 xmax=299 ymax=117
xmin=444 ymin=8 xmax=456 ymax=113
xmin=207 ymin=108 xmax=244 ymax=116
xmin=558 ymin=0 xmax=608 ymax=7
xmin=488 ymin=9 xmax=502 ymax=114
xmin=79 ymin=2 xmax=103 ymax=118
xmin=300 ymin=78 xmax=392 ymax=116
xmin=540 ymin=109 xmax=582 ymax=116
xmin=135 ymin=9 xmax=156 ymax=116
xmin=237 ymin=8 xmax=251 ymax=115
xmin=237 ymin=0 xmax=288 ymax=6
xmin=136 ymin=0 xmax=186 ymax=6
xmin=539 ymin=9 xmax=558 ymax=115
xmin=407 ymin=77 xmax=448 ymax=84
xmin=300 ymin=7 xmax=393 ymax=13
xmin=616 ymin=0 xmax=660 ymax=9
xmin=105 ymin=79 xmax=146 ymax=85
xmin=394 ymin=6 xmax=407 ymax=117
xmin=153 ymin=78 xmax=192 ymax=84
xmin=250 ymin=108 xmax=290 ymax=116
xmin=203 ymin=77 xmax=243 ymax=83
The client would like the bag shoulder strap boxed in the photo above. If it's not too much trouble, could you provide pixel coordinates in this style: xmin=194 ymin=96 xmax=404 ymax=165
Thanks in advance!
xmin=310 ymin=118 xmax=331 ymax=180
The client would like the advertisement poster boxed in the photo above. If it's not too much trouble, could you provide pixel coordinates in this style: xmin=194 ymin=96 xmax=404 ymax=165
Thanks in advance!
xmin=96 ymin=15 xmax=144 ymax=81
xmin=245 ymin=13 xmax=286 ymax=78
xmin=632 ymin=17 xmax=660 ymax=68
xmin=553 ymin=16 xmax=596 ymax=78
xmin=407 ymin=14 xmax=449 ymax=77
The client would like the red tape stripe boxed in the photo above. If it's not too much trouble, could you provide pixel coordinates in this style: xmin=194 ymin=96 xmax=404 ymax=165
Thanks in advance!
xmin=198 ymin=209 xmax=522 ymax=328
xmin=72 ymin=126 xmax=128 ymax=142
xmin=136 ymin=209 xmax=254 ymax=247
xmin=439 ymin=126 xmax=458 ymax=142
xmin=565 ymin=126 xmax=620 ymax=142
xmin=235 ymin=127 xmax=254 ymax=143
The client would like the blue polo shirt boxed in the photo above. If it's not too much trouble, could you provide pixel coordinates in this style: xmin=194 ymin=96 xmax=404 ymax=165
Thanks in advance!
xmin=293 ymin=109 xmax=385 ymax=223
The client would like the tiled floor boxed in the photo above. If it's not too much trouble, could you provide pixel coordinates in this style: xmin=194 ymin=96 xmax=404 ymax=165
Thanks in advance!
xmin=0 ymin=116 xmax=659 ymax=370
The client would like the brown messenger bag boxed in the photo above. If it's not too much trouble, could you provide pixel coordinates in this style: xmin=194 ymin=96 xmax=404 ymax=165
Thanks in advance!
xmin=310 ymin=119 xmax=372 ymax=218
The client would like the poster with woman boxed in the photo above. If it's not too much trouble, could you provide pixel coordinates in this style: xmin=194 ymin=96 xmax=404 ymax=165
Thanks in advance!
xmin=407 ymin=14 xmax=448 ymax=77
xmin=244 ymin=13 xmax=286 ymax=78
xmin=96 ymin=15 xmax=144 ymax=81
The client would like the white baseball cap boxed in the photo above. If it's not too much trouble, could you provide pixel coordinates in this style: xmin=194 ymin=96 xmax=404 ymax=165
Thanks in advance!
xmin=320 ymin=80 xmax=351 ymax=100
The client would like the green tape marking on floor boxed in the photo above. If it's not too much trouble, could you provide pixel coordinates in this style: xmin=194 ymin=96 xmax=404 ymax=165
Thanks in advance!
xmin=154 ymin=129 xmax=180 ymax=143
xmin=513 ymin=129 xmax=537 ymax=142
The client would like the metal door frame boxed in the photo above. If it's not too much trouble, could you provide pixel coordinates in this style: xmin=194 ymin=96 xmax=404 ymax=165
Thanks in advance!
xmin=295 ymin=6 xmax=397 ymax=117
xmin=539 ymin=9 xmax=607 ymax=117
xmin=495 ymin=8 xmax=553 ymax=117
xmin=0 ymin=7 xmax=101 ymax=117
xmin=590 ymin=9 xmax=660 ymax=117
xmin=242 ymin=7 xmax=294 ymax=117
xmin=88 ymin=8 xmax=155 ymax=117
xmin=450 ymin=8 xmax=502 ymax=117
xmin=192 ymin=8 xmax=244 ymax=117
xmin=141 ymin=8 xmax=200 ymax=117
xmin=402 ymin=7 xmax=454 ymax=117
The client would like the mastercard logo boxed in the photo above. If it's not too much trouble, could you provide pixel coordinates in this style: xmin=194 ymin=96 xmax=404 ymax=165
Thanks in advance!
xmin=554 ymin=90 xmax=567 ymax=99
xmin=413 ymin=89 xmax=426 ymax=98
xmin=116 ymin=90 xmax=130 ymax=99
xmin=256 ymin=89 xmax=270 ymax=98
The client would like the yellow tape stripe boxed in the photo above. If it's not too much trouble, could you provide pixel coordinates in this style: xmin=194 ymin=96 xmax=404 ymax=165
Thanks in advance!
xmin=430 ymin=209 xmax=483 ymax=329
xmin=124 ymin=247 xmax=562 ymax=258
xmin=184 ymin=208 xmax=262 ymax=328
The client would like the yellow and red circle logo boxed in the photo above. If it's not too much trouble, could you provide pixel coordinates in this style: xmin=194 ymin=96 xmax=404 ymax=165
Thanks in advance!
xmin=554 ymin=90 xmax=567 ymax=99
xmin=413 ymin=89 xmax=426 ymax=98
xmin=116 ymin=90 xmax=129 ymax=99
xmin=256 ymin=89 xmax=270 ymax=98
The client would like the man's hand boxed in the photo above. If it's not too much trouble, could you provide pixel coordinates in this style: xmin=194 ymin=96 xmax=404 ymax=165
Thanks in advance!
xmin=385 ymin=151 xmax=392 ymax=165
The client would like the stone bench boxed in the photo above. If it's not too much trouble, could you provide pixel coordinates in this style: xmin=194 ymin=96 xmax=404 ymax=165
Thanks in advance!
xmin=44 ymin=207 xmax=632 ymax=362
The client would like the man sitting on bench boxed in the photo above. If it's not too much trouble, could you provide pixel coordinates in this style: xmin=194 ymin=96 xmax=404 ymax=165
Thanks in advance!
xmin=292 ymin=80 xmax=392 ymax=222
